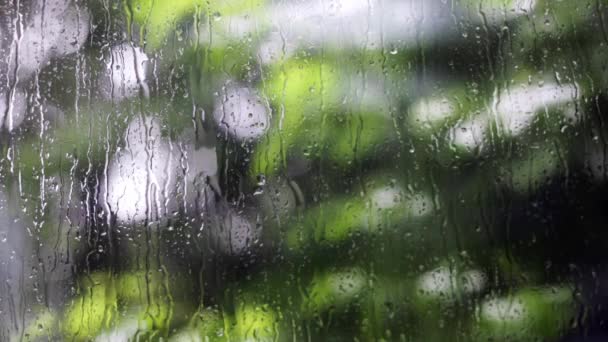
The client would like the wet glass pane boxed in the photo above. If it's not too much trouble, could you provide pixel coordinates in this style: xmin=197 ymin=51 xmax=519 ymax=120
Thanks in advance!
xmin=0 ymin=0 xmax=607 ymax=340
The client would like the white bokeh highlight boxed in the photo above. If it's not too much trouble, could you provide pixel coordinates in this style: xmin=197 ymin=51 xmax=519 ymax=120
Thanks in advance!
xmin=496 ymin=82 xmax=580 ymax=136
xmin=99 ymin=44 xmax=150 ymax=101
xmin=102 ymin=117 xmax=218 ymax=225
xmin=214 ymin=85 xmax=270 ymax=142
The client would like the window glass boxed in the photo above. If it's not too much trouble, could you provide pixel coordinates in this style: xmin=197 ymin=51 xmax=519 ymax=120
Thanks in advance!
xmin=0 ymin=0 xmax=606 ymax=340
